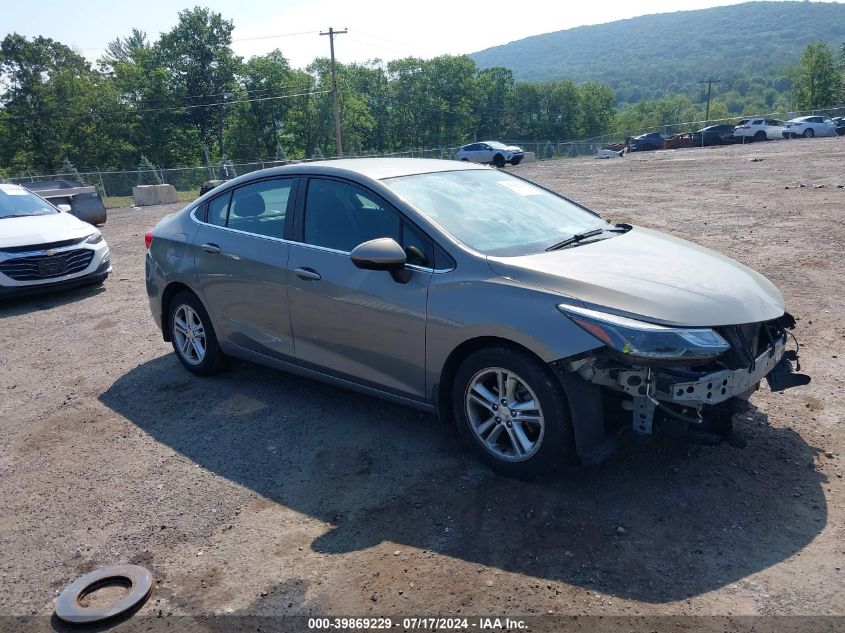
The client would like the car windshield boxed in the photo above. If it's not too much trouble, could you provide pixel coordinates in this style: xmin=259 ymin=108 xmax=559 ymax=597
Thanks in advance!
xmin=0 ymin=184 xmax=57 ymax=218
xmin=486 ymin=141 xmax=507 ymax=149
xmin=382 ymin=169 xmax=608 ymax=256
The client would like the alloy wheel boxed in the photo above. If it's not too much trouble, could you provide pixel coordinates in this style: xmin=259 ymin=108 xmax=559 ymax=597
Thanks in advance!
xmin=172 ymin=304 xmax=206 ymax=366
xmin=464 ymin=367 xmax=545 ymax=462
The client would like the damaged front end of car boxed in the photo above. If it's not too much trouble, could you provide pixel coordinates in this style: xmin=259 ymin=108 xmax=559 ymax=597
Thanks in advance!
xmin=553 ymin=304 xmax=811 ymax=462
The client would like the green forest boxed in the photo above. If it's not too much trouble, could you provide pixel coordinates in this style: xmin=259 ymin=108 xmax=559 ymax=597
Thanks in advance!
xmin=471 ymin=1 xmax=845 ymax=107
xmin=0 ymin=2 xmax=844 ymax=177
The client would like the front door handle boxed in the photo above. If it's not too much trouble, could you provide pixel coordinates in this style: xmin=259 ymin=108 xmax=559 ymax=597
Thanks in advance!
xmin=201 ymin=243 xmax=221 ymax=254
xmin=294 ymin=267 xmax=321 ymax=281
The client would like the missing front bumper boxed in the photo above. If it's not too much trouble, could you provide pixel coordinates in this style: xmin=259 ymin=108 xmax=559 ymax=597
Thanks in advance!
xmin=567 ymin=333 xmax=810 ymax=440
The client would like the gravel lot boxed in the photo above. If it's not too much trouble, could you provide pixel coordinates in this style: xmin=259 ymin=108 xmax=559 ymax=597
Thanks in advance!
xmin=1 ymin=138 xmax=843 ymax=626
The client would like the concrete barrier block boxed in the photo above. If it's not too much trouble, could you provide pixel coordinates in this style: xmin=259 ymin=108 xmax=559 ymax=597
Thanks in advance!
xmin=522 ymin=151 xmax=537 ymax=163
xmin=133 ymin=184 xmax=178 ymax=206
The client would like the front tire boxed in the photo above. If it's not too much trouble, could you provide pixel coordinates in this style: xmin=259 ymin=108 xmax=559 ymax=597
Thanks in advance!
xmin=168 ymin=290 xmax=225 ymax=376
xmin=753 ymin=130 xmax=766 ymax=142
xmin=492 ymin=154 xmax=506 ymax=168
xmin=452 ymin=346 xmax=573 ymax=478
xmin=510 ymin=157 xmax=522 ymax=166
xmin=803 ymin=128 xmax=814 ymax=138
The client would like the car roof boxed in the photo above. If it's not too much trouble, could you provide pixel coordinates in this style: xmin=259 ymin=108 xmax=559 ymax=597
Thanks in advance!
xmin=195 ymin=158 xmax=491 ymax=203
xmin=299 ymin=157 xmax=489 ymax=180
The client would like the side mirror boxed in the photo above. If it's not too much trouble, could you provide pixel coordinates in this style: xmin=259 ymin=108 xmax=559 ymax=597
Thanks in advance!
xmin=57 ymin=204 xmax=72 ymax=213
xmin=350 ymin=238 xmax=411 ymax=283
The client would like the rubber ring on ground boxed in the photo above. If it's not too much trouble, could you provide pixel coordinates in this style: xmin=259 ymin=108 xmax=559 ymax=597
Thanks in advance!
xmin=54 ymin=564 xmax=153 ymax=624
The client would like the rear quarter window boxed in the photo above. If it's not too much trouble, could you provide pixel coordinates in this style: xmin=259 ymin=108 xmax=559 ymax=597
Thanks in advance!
xmin=207 ymin=192 xmax=231 ymax=227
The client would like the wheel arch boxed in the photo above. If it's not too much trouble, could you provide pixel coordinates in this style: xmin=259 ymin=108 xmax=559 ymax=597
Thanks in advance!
xmin=435 ymin=336 xmax=541 ymax=426
xmin=160 ymin=281 xmax=194 ymax=342
xmin=434 ymin=336 xmax=613 ymax=464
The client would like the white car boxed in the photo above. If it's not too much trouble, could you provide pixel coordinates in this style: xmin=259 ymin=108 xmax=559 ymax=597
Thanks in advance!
xmin=456 ymin=141 xmax=524 ymax=167
xmin=782 ymin=116 xmax=837 ymax=138
xmin=733 ymin=118 xmax=784 ymax=141
xmin=0 ymin=183 xmax=111 ymax=299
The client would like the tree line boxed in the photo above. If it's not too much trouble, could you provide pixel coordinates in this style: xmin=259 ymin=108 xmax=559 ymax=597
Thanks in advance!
xmin=1 ymin=7 xmax=843 ymax=177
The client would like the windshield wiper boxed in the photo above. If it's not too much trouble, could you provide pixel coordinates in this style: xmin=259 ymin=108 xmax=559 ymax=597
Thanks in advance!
xmin=544 ymin=224 xmax=631 ymax=252
xmin=545 ymin=228 xmax=606 ymax=252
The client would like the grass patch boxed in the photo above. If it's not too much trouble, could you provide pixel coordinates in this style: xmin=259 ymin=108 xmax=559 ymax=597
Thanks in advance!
xmin=104 ymin=189 xmax=199 ymax=209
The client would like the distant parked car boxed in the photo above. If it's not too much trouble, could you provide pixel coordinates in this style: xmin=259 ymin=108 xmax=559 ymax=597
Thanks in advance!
xmin=782 ymin=116 xmax=837 ymax=138
xmin=456 ymin=142 xmax=524 ymax=167
xmin=733 ymin=118 xmax=783 ymax=141
xmin=0 ymin=184 xmax=111 ymax=298
xmin=691 ymin=124 xmax=737 ymax=146
xmin=628 ymin=133 xmax=669 ymax=152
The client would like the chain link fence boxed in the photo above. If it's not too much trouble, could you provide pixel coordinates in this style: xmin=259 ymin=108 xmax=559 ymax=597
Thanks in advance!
xmin=4 ymin=104 xmax=843 ymax=207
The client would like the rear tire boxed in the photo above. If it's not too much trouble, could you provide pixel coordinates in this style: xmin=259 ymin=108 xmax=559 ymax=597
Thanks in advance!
xmin=493 ymin=154 xmax=506 ymax=168
xmin=803 ymin=128 xmax=814 ymax=138
xmin=753 ymin=130 xmax=766 ymax=142
xmin=452 ymin=346 xmax=573 ymax=478
xmin=167 ymin=290 xmax=225 ymax=376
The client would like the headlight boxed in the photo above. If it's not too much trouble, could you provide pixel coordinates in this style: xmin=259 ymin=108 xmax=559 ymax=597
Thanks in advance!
xmin=85 ymin=232 xmax=103 ymax=244
xmin=557 ymin=304 xmax=730 ymax=362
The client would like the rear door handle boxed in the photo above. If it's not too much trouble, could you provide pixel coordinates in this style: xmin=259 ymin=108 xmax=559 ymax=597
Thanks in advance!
xmin=201 ymin=243 xmax=221 ymax=254
xmin=294 ymin=267 xmax=321 ymax=281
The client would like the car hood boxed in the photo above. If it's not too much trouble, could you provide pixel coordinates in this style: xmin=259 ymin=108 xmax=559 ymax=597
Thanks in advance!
xmin=0 ymin=213 xmax=93 ymax=249
xmin=486 ymin=226 xmax=785 ymax=327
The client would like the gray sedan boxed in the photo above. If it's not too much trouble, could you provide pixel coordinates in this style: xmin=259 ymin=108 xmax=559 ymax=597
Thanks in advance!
xmin=145 ymin=159 xmax=809 ymax=477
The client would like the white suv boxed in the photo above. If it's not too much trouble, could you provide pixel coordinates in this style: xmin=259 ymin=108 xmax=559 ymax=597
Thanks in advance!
xmin=456 ymin=141 xmax=524 ymax=167
xmin=733 ymin=118 xmax=784 ymax=141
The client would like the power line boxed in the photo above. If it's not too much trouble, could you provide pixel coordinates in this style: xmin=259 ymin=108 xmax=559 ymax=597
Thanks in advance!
xmin=0 ymin=88 xmax=331 ymax=121
xmin=105 ymin=82 xmax=319 ymax=109
xmin=351 ymin=31 xmax=434 ymax=59
xmin=73 ymin=30 xmax=317 ymax=51
xmin=233 ymin=30 xmax=315 ymax=42
xmin=344 ymin=35 xmax=417 ymax=58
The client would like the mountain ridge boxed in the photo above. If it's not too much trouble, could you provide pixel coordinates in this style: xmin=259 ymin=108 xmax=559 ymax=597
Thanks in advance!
xmin=469 ymin=1 xmax=845 ymax=103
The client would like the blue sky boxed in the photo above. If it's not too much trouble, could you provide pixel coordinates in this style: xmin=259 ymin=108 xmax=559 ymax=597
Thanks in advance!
xmin=1 ymin=0 xmax=837 ymax=69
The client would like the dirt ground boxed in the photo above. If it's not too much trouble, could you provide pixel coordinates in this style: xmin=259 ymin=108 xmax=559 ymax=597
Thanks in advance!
xmin=1 ymin=138 xmax=843 ymax=628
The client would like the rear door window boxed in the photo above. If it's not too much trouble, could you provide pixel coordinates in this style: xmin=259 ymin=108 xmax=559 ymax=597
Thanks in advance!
xmin=227 ymin=178 xmax=294 ymax=239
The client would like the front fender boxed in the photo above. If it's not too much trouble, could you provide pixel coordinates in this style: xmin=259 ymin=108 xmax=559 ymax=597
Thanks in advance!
xmin=425 ymin=272 xmax=602 ymax=400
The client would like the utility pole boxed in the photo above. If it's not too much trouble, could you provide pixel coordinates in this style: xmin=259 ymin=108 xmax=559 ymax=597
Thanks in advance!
xmin=700 ymin=77 xmax=721 ymax=124
xmin=320 ymin=27 xmax=347 ymax=158
xmin=219 ymin=91 xmax=227 ymax=178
